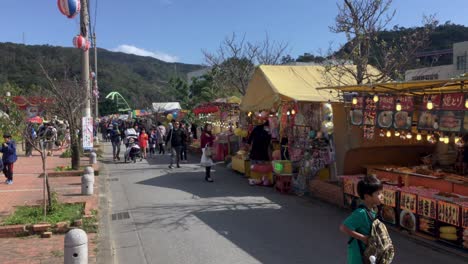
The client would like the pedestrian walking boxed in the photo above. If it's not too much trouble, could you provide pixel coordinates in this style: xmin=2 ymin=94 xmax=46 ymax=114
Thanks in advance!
xmin=110 ymin=125 xmax=121 ymax=161
xmin=149 ymin=128 xmax=157 ymax=157
xmin=157 ymin=122 xmax=166 ymax=154
xmin=166 ymin=121 xmax=186 ymax=169
xmin=1 ymin=134 xmax=17 ymax=185
xmin=339 ymin=175 xmax=394 ymax=264
xmin=200 ymin=123 xmax=214 ymax=182
xmin=180 ymin=121 xmax=189 ymax=162
xmin=139 ymin=128 xmax=149 ymax=159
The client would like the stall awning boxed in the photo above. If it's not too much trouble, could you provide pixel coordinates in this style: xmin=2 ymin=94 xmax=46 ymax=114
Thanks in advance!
xmin=240 ymin=65 xmax=378 ymax=111
xmin=152 ymin=102 xmax=181 ymax=113
xmin=317 ymin=78 xmax=468 ymax=95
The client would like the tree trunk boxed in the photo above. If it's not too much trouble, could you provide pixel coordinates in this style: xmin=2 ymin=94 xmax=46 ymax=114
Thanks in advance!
xmin=71 ymin=139 xmax=80 ymax=170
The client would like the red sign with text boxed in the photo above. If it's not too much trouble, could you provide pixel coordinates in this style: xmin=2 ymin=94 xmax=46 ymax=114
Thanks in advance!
xmin=396 ymin=96 xmax=414 ymax=111
xmin=441 ymin=93 xmax=464 ymax=110
xmin=422 ymin=94 xmax=441 ymax=110
xmin=378 ymin=96 xmax=395 ymax=111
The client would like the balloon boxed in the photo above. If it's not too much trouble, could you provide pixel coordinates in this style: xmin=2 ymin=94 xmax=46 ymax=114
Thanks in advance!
xmin=167 ymin=114 xmax=173 ymax=120
xmin=172 ymin=112 xmax=178 ymax=119
xmin=73 ymin=35 xmax=90 ymax=51
xmin=57 ymin=0 xmax=81 ymax=19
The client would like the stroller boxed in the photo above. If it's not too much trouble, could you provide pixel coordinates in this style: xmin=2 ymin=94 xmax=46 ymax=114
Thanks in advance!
xmin=124 ymin=136 xmax=143 ymax=163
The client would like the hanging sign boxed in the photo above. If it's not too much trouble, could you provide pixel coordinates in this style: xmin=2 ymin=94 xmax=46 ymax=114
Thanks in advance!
xmin=363 ymin=97 xmax=377 ymax=126
xmin=441 ymin=93 xmax=465 ymax=110
xmin=439 ymin=111 xmax=463 ymax=132
xmin=82 ymin=117 xmax=94 ymax=150
xmin=396 ymin=96 xmax=414 ymax=111
xmin=418 ymin=196 xmax=437 ymax=219
xmin=418 ymin=111 xmax=439 ymax=130
xmin=422 ymin=94 xmax=442 ymax=110
xmin=400 ymin=192 xmax=417 ymax=213
xmin=438 ymin=201 xmax=460 ymax=226
xmin=394 ymin=111 xmax=412 ymax=130
xmin=378 ymin=96 xmax=395 ymax=111
xmin=383 ymin=188 xmax=397 ymax=207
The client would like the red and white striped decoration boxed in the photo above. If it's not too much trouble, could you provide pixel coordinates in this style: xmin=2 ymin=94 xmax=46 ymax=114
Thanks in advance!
xmin=57 ymin=0 xmax=81 ymax=19
xmin=73 ymin=35 xmax=90 ymax=51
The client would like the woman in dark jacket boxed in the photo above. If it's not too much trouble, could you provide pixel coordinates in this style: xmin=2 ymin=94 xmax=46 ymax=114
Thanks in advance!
xmin=247 ymin=121 xmax=271 ymax=162
xmin=1 ymin=134 xmax=17 ymax=185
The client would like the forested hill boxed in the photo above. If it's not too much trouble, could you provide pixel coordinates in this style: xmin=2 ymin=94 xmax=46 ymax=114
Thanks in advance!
xmin=0 ymin=42 xmax=203 ymax=108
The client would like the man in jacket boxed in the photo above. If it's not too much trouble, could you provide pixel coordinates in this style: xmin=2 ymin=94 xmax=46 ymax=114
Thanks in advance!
xmin=165 ymin=121 xmax=186 ymax=169
xmin=1 ymin=134 xmax=17 ymax=185
xmin=110 ymin=125 xmax=122 ymax=161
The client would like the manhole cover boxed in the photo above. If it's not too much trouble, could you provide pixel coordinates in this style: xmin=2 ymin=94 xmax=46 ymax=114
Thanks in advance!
xmin=111 ymin=212 xmax=130 ymax=221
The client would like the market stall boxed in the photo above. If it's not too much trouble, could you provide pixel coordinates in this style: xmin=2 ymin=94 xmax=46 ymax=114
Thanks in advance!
xmin=322 ymin=78 xmax=468 ymax=250
xmin=237 ymin=65 xmax=360 ymax=191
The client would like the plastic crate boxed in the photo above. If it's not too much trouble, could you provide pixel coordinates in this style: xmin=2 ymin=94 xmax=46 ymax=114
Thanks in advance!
xmin=272 ymin=160 xmax=292 ymax=174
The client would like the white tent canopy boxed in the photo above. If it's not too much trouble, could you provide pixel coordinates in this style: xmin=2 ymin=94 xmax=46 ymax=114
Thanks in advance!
xmin=152 ymin=102 xmax=181 ymax=113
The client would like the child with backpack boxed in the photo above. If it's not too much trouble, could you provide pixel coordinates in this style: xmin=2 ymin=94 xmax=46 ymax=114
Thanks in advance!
xmin=340 ymin=175 xmax=394 ymax=264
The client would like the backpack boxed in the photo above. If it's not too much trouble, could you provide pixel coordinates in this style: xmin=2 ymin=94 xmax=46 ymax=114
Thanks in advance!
xmin=359 ymin=206 xmax=395 ymax=264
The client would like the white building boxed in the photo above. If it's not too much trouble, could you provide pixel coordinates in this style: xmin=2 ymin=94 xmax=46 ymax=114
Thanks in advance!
xmin=405 ymin=41 xmax=468 ymax=81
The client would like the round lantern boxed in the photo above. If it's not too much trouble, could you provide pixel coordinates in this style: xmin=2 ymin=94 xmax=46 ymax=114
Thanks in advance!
xmin=167 ymin=114 xmax=173 ymax=120
xmin=58 ymin=0 xmax=81 ymax=18
xmin=73 ymin=35 xmax=90 ymax=51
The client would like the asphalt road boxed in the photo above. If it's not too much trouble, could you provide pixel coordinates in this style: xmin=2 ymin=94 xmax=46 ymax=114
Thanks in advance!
xmin=101 ymin=143 xmax=468 ymax=264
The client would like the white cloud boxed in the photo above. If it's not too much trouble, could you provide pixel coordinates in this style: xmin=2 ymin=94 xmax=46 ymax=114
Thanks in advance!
xmin=113 ymin=44 xmax=179 ymax=62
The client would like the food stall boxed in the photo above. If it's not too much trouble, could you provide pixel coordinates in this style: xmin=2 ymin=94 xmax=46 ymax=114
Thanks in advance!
xmin=192 ymin=97 xmax=241 ymax=161
xmin=321 ymin=78 xmax=468 ymax=249
xmin=238 ymin=65 xmax=358 ymax=191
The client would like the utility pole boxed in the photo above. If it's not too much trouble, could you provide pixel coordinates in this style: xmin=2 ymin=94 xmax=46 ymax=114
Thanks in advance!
xmin=93 ymin=32 xmax=99 ymax=118
xmin=80 ymin=0 xmax=91 ymax=118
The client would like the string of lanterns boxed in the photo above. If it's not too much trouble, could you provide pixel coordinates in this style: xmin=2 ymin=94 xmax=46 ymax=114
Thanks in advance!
xmin=378 ymin=128 xmax=463 ymax=146
xmin=57 ymin=0 xmax=91 ymax=52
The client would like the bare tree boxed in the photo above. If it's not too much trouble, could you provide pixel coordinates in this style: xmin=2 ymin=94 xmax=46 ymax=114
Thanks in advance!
xmin=40 ymin=65 xmax=86 ymax=171
xmin=328 ymin=0 xmax=437 ymax=84
xmin=203 ymin=33 xmax=289 ymax=95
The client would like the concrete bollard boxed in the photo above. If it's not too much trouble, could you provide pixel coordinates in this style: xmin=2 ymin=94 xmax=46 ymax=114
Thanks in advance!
xmin=81 ymin=173 xmax=94 ymax=195
xmin=89 ymin=152 xmax=97 ymax=164
xmin=64 ymin=228 xmax=88 ymax=264
xmin=84 ymin=166 xmax=94 ymax=177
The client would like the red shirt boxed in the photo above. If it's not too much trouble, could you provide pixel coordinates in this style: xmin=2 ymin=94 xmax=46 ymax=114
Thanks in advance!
xmin=139 ymin=132 xmax=149 ymax=148
xmin=201 ymin=132 xmax=214 ymax=148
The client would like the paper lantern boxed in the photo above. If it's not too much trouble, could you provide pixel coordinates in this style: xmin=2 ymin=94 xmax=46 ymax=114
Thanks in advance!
xmin=167 ymin=113 xmax=173 ymax=120
xmin=73 ymin=35 xmax=90 ymax=51
xmin=57 ymin=0 xmax=81 ymax=18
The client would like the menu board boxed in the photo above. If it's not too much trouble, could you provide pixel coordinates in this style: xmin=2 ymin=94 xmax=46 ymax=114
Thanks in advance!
xmin=441 ymin=93 xmax=465 ymax=110
xmin=396 ymin=96 xmax=414 ymax=111
xmin=363 ymin=98 xmax=377 ymax=126
xmin=438 ymin=201 xmax=460 ymax=226
xmin=418 ymin=111 xmax=439 ymax=131
xmin=378 ymin=96 xmax=395 ymax=111
xmin=422 ymin=94 xmax=441 ymax=110
xmin=394 ymin=111 xmax=413 ymax=130
xmin=439 ymin=111 xmax=463 ymax=132
xmin=363 ymin=126 xmax=375 ymax=140
xmin=400 ymin=192 xmax=417 ymax=213
xmin=377 ymin=111 xmax=393 ymax=128
xmin=383 ymin=189 xmax=397 ymax=207
xmin=419 ymin=216 xmax=437 ymax=236
xmin=343 ymin=177 xmax=360 ymax=197
xmin=418 ymin=196 xmax=437 ymax=219
xmin=349 ymin=110 xmax=363 ymax=126
xmin=462 ymin=206 xmax=468 ymax=229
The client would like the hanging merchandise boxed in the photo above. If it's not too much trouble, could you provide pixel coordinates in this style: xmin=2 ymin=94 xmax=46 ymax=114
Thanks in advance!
xmin=57 ymin=0 xmax=81 ymax=18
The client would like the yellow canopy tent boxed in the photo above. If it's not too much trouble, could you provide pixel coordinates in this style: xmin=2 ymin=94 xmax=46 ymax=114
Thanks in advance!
xmin=240 ymin=65 xmax=379 ymax=111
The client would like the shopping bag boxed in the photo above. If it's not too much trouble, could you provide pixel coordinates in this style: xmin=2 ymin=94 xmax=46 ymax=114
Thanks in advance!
xmin=204 ymin=144 xmax=213 ymax=158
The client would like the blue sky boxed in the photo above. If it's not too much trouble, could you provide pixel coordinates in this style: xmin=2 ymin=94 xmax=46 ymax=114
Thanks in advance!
xmin=1 ymin=0 xmax=467 ymax=64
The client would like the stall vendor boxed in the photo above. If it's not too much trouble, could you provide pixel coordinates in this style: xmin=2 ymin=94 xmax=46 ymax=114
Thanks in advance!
xmin=432 ymin=135 xmax=457 ymax=168
xmin=247 ymin=120 xmax=272 ymax=163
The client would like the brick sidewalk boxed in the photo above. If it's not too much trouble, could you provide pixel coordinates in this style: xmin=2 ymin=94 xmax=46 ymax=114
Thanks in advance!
xmin=0 ymin=147 xmax=99 ymax=264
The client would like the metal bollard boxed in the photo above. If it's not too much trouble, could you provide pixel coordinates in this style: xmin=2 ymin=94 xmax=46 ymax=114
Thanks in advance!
xmin=84 ymin=166 xmax=94 ymax=177
xmin=64 ymin=228 xmax=88 ymax=264
xmin=81 ymin=173 xmax=94 ymax=195
xmin=89 ymin=152 xmax=97 ymax=164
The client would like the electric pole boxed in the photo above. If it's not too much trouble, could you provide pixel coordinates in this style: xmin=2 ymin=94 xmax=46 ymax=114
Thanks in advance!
xmin=93 ymin=32 xmax=98 ymax=119
xmin=80 ymin=0 xmax=91 ymax=118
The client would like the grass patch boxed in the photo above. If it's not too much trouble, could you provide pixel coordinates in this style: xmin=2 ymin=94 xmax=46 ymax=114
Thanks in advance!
xmin=54 ymin=165 xmax=74 ymax=172
xmin=51 ymin=250 xmax=64 ymax=257
xmin=2 ymin=203 xmax=84 ymax=226
xmin=83 ymin=209 xmax=98 ymax=233
xmin=60 ymin=148 xmax=72 ymax=158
